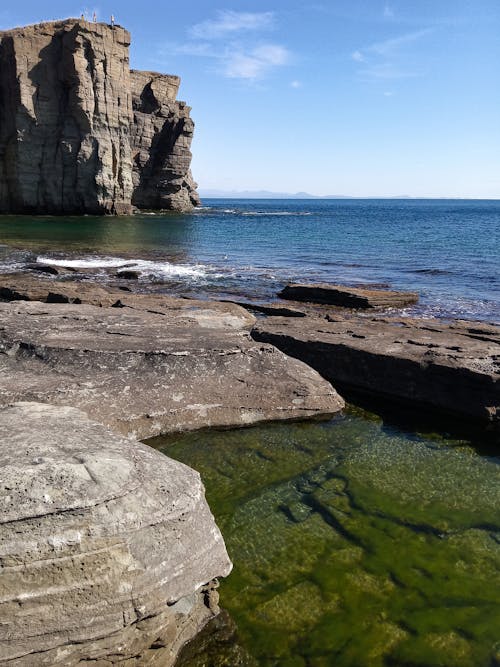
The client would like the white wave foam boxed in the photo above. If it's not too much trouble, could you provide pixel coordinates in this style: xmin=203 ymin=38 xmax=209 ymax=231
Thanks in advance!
xmin=38 ymin=256 xmax=130 ymax=268
xmin=241 ymin=211 xmax=311 ymax=216
xmin=36 ymin=256 xmax=208 ymax=279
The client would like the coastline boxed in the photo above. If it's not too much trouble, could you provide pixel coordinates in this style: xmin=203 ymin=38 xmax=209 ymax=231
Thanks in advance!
xmin=1 ymin=8 xmax=498 ymax=663
xmin=0 ymin=255 xmax=498 ymax=665
xmin=0 ymin=268 xmax=497 ymax=433
xmin=0 ymin=198 xmax=498 ymax=324
xmin=0 ymin=204 xmax=498 ymax=665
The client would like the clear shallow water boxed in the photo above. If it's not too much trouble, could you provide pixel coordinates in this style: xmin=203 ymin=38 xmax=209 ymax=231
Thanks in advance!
xmin=152 ymin=412 xmax=500 ymax=667
xmin=0 ymin=199 xmax=498 ymax=322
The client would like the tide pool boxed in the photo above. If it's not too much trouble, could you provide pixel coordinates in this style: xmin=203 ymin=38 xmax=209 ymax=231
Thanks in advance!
xmin=152 ymin=410 xmax=500 ymax=667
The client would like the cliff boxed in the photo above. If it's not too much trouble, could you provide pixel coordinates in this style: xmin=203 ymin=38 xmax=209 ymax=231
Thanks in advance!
xmin=0 ymin=19 xmax=199 ymax=214
xmin=131 ymin=70 xmax=200 ymax=211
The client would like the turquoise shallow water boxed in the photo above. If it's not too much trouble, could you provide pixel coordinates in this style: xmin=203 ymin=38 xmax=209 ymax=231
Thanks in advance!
xmin=0 ymin=198 xmax=498 ymax=321
xmin=152 ymin=412 xmax=500 ymax=667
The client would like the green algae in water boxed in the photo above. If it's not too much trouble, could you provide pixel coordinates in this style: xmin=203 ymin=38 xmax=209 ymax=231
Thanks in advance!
xmin=151 ymin=415 xmax=500 ymax=667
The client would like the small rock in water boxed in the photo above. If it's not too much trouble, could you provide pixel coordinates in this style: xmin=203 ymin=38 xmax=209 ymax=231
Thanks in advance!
xmin=116 ymin=269 xmax=141 ymax=279
xmin=278 ymin=283 xmax=419 ymax=309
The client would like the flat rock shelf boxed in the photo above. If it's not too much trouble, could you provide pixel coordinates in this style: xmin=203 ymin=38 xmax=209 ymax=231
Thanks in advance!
xmin=253 ymin=312 xmax=499 ymax=428
xmin=0 ymin=292 xmax=343 ymax=438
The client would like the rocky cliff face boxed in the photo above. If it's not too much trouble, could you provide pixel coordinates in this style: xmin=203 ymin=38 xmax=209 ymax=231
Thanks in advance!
xmin=131 ymin=70 xmax=200 ymax=211
xmin=0 ymin=19 xmax=198 ymax=214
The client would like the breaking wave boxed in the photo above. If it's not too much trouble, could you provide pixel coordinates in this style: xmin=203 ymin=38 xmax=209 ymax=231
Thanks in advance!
xmin=36 ymin=255 xmax=210 ymax=279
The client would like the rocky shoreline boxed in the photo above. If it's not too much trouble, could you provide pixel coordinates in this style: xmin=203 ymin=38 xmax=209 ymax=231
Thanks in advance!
xmin=0 ymin=271 xmax=497 ymax=430
xmin=0 ymin=269 xmax=498 ymax=665
xmin=0 ymin=403 xmax=231 ymax=666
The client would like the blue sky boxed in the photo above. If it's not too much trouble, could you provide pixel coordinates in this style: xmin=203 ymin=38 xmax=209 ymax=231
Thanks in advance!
xmin=2 ymin=1 xmax=499 ymax=197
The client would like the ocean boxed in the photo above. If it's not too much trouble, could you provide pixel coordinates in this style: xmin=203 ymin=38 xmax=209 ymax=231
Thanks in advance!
xmin=0 ymin=198 xmax=498 ymax=322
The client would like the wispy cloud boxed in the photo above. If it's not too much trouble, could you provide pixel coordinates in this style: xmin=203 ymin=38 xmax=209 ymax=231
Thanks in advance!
xmin=224 ymin=44 xmax=290 ymax=79
xmin=290 ymin=80 xmax=302 ymax=89
xmin=189 ymin=10 xmax=274 ymax=40
xmin=358 ymin=63 xmax=420 ymax=80
xmin=162 ymin=10 xmax=291 ymax=82
xmin=352 ymin=27 xmax=434 ymax=82
xmin=369 ymin=28 xmax=434 ymax=56
xmin=351 ymin=50 xmax=366 ymax=62
xmin=383 ymin=4 xmax=394 ymax=19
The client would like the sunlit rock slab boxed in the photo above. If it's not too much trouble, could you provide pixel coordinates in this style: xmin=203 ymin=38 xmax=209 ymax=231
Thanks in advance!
xmin=0 ymin=402 xmax=232 ymax=666
xmin=0 ymin=300 xmax=343 ymax=438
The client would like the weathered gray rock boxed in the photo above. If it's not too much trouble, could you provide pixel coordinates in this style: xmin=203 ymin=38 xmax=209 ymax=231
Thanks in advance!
xmin=130 ymin=70 xmax=200 ymax=211
xmin=0 ymin=273 xmax=118 ymax=305
xmin=278 ymin=283 xmax=419 ymax=309
xmin=0 ymin=273 xmax=257 ymax=324
xmin=0 ymin=401 xmax=232 ymax=665
xmin=0 ymin=19 xmax=198 ymax=214
xmin=253 ymin=313 xmax=499 ymax=427
xmin=0 ymin=299 xmax=343 ymax=438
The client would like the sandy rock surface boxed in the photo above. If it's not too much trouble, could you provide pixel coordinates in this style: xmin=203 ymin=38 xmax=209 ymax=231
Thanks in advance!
xmin=0 ymin=402 xmax=232 ymax=666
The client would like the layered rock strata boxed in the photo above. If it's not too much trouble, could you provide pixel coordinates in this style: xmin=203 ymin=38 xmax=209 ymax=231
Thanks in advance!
xmin=279 ymin=283 xmax=419 ymax=309
xmin=253 ymin=313 xmax=499 ymax=427
xmin=0 ymin=293 xmax=343 ymax=438
xmin=0 ymin=19 xmax=198 ymax=214
xmin=130 ymin=70 xmax=200 ymax=211
xmin=0 ymin=402 xmax=232 ymax=666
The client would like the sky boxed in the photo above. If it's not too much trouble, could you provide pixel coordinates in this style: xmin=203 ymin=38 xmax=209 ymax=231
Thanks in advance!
xmin=1 ymin=1 xmax=499 ymax=197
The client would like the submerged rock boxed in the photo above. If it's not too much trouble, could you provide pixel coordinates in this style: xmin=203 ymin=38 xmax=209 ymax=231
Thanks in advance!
xmin=0 ymin=402 xmax=232 ymax=666
xmin=158 ymin=416 xmax=500 ymax=667
xmin=0 ymin=298 xmax=343 ymax=438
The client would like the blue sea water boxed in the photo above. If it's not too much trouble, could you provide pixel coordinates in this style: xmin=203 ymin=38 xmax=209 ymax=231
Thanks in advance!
xmin=0 ymin=198 xmax=498 ymax=322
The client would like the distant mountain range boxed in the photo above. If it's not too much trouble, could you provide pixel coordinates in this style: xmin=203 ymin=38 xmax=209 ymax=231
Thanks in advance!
xmin=198 ymin=189 xmax=412 ymax=199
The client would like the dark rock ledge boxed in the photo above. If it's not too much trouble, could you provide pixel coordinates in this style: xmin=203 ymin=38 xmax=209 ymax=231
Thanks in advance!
xmin=253 ymin=311 xmax=499 ymax=429
xmin=279 ymin=282 xmax=419 ymax=309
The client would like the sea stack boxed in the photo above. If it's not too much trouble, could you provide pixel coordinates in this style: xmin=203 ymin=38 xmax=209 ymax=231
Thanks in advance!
xmin=0 ymin=19 xmax=199 ymax=214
